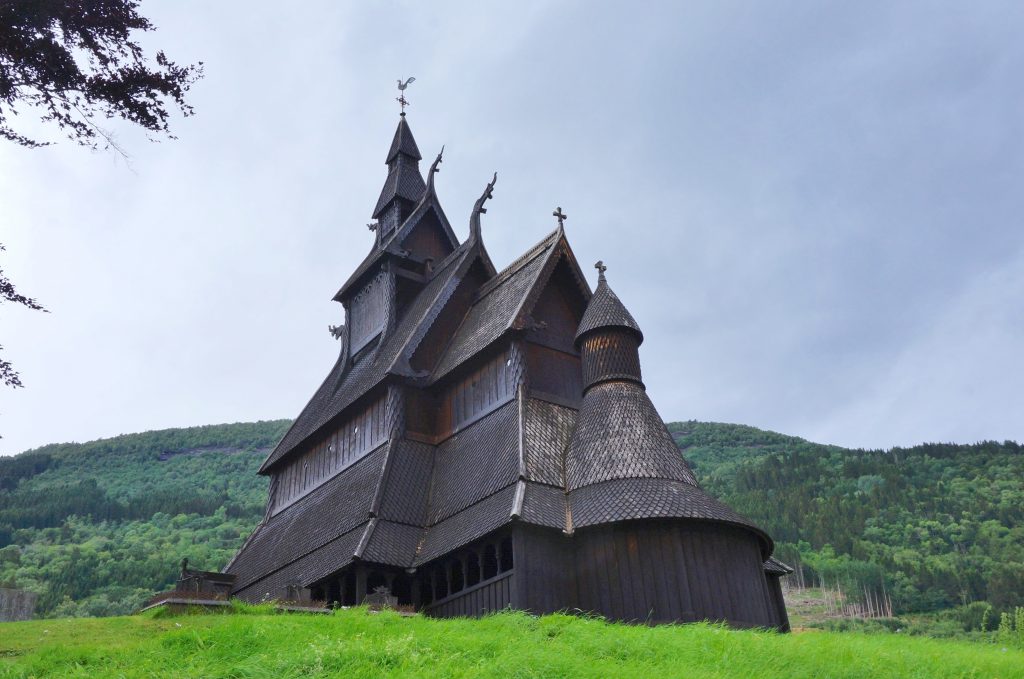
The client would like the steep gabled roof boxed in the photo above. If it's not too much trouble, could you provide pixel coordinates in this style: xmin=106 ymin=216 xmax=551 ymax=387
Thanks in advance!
xmin=261 ymin=242 xmax=478 ymax=472
xmin=431 ymin=227 xmax=591 ymax=382
xmin=335 ymin=150 xmax=462 ymax=303
xmin=229 ymin=445 xmax=386 ymax=591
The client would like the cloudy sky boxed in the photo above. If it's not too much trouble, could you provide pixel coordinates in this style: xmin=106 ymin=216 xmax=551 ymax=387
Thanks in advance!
xmin=2 ymin=1 xmax=1023 ymax=455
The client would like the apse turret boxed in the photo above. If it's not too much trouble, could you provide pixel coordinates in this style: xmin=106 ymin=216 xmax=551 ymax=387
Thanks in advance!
xmin=574 ymin=262 xmax=644 ymax=392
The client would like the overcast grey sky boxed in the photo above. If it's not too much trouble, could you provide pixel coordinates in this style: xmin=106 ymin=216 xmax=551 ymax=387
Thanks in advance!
xmin=2 ymin=1 xmax=1022 ymax=455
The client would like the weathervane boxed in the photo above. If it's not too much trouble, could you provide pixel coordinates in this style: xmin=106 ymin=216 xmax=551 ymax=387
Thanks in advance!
xmin=553 ymin=206 xmax=568 ymax=228
xmin=396 ymin=77 xmax=416 ymax=113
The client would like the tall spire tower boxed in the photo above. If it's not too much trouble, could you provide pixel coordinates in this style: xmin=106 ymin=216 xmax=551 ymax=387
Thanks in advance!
xmin=372 ymin=115 xmax=426 ymax=239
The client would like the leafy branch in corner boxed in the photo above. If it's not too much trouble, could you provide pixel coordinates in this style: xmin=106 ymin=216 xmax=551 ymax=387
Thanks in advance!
xmin=0 ymin=0 xmax=204 ymax=154
xmin=1 ymin=243 xmax=48 ymax=388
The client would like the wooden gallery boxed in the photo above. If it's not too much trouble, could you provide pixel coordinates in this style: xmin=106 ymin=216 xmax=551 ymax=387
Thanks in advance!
xmin=225 ymin=111 xmax=792 ymax=629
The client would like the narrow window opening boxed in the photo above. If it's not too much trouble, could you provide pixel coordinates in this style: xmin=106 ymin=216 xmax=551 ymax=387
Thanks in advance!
xmin=434 ymin=568 xmax=448 ymax=599
xmin=342 ymin=571 xmax=357 ymax=606
xmin=450 ymin=560 xmax=465 ymax=593
xmin=366 ymin=571 xmax=387 ymax=598
xmin=419 ymin=574 xmax=434 ymax=606
xmin=466 ymin=551 xmax=481 ymax=587
xmin=483 ymin=544 xmax=498 ymax=580
xmin=499 ymin=537 xmax=514 ymax=572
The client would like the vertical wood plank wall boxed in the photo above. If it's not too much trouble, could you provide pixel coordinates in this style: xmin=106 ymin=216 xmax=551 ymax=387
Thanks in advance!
xmin=425 ymin=572 xmax=514 ymax=618
xmin=349 ymin=271 xmax=388 ymax=350
xmin=421 ymin=522 xmax=787 ymax=629
xmin=270 ymin=393 xmax=388 ymax=514
xmin=572 ymin=521 xmax=783 ymax=628
xmin=513 ymin=525 xmax=577 ymax=614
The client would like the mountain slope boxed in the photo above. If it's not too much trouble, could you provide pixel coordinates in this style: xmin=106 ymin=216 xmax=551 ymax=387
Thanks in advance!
xmin=669 ymin=421 xmax=1024 ymax=616
xmin=0 ymin=421 xmax=287 ymax=616
xmin=1 ymin=419 xmax=1021 ymax=621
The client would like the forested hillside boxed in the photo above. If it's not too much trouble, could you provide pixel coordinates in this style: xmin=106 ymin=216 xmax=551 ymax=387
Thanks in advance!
xmin=669 ymin=421 xmax=1024 ymax=618
xmin=0 ymin=421 xmax=288 ymax=617
xmin=1 ymin=419 xmax=1021 ymax=622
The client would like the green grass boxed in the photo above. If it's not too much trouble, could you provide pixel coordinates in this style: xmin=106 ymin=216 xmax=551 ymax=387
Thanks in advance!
xmin=1 ymin=607 xmax=1022 ymax=678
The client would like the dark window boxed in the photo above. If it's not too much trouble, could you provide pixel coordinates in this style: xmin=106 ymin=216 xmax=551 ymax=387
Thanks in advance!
xmin=466 ymin=551 xmax=481 ymax=587
xmin=450 ymin=560 xmax=465 ymax=593
xmin=366 ymin=571 xmax=387 ymax=599
xmin=499 ymin=537 xmax=514 ymax=572
xmin=434 ymin=568 xmax=448 ymax=599
xmin=391 ymin=573 xmax=412 ymax=605
xmin=327 ymin=579 xmax=341 ymax=607
xmin=483 ymin=544 xmax=498 ymax=580
xmin=419 ymin=574 xmax=434 ymax=605
xmin=343 ymin=571 xmax=357 ymax=606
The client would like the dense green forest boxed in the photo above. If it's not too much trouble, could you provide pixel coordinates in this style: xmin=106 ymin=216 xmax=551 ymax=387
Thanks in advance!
xmin=0 ymin=421 xmax=288 ymax=617
xmin=669 ymin=421 xmax=1024 ymax=621
xmin=0 ymin=419 xmax=1021 ymax=623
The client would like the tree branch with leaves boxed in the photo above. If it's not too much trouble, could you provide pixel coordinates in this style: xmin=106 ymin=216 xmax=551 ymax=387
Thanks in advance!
xmin=0 ymin=0 xmax=203 ymax=153
xmin=1 ymin=244 xmax=47 ymax=388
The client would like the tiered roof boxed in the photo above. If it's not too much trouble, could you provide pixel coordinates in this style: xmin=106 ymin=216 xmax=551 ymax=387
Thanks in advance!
xmin=227 ymin=114 xmax=783 ymax=598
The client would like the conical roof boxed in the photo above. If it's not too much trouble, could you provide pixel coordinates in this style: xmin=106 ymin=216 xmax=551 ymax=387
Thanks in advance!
xmin=565 ymin=380 xmax=698 ymax=491
xmin=373 ymin=116 xmax=426 ymax=218
xmin=574 ymin=268 xmax=642 ymax=345
xmin=385 ymin=114 xmax=422 ymax=163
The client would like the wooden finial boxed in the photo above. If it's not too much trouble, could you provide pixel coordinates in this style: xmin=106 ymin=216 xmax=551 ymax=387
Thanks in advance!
xmin=469 ymin=172 xmax=498 ymax=241
xmin=553 ymin=206 xmax=568 ymax=228
xmin=594 ymin=260 xmax=607 ymax=282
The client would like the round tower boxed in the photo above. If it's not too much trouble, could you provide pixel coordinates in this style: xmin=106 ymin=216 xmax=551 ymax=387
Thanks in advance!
xmin=562 ymin=261 xmax=789 ymax=630
xmin=574 ymin=261 xmax=644 ymax=391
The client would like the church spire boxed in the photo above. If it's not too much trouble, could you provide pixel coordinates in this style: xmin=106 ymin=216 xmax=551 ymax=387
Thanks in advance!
xmin=371 ymin=115 xmax=427 ymax=234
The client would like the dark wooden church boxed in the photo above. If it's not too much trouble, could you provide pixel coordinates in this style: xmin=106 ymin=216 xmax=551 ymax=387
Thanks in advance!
xmin=225 ymin=111 xmax=792 ymax=629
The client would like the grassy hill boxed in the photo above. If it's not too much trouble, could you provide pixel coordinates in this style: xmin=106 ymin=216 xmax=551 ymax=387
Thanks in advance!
xmin=0 ymin=419 xmax=1022 ymax=634
xmin=2 ymin=607 xmax=1022 ymax=678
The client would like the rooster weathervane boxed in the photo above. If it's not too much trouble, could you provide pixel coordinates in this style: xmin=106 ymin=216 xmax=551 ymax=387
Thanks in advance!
xmin=396 ymin=77 xmax=416 ymax=113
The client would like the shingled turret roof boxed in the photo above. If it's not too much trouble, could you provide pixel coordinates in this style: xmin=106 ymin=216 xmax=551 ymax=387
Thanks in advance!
xmin=372 ymin=115 xmax=427 ymax=219
xmin=385 ymin=113 xmax=422 ymax=163
xmin=574 ymin=267 xmax=643 ymax=345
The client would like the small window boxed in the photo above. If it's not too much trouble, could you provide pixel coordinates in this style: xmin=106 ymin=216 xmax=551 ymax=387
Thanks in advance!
xmin=499 ymin=537 xmax=514 ymax=572
xmin=466 ymin=551 xmax=481 ymax=587
xmin=450 ymin=560 xmax=465 ymax=593
xmin=483 ymin=544 xmax=498 ymax=580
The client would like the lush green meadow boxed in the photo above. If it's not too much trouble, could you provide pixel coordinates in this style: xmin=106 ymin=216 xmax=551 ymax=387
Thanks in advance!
xmin=1 ymin=607 xmax=1022 ymax=679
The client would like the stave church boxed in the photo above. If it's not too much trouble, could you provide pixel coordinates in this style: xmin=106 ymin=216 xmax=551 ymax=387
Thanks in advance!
xmin=225 ymin=104 xmax=792 ymax=629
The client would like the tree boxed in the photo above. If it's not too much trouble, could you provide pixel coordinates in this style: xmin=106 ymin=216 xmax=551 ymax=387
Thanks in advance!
xmin=0 ymin=0 xmax=203 ymax=152
xmin=0 ymin=1 xmax=201 ymax=393
xmin=0 ymin=244 xmax=46 ymax=389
